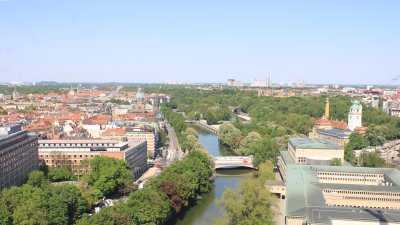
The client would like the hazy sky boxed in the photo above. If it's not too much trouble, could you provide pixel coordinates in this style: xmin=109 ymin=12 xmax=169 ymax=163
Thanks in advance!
xmin=0 ymin=1 xmax=399 ymax=84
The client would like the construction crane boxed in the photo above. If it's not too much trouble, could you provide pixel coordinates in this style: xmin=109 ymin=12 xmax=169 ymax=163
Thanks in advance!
xmin=381 ymin=75 xmax=400 ymax=89
xmin=378 ymin=75 xmax=400 ymax=113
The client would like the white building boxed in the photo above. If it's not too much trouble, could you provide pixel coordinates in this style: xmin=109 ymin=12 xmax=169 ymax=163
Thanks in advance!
xmin=227 ymin=79 xmax=244 ymax=87
xmin=348 ymin=100 xmax=362 ymax=131
xmin=251 ymin=75 xmax=272 ymax=87
xmin=251 ymin=79 xmax=267 ymax=87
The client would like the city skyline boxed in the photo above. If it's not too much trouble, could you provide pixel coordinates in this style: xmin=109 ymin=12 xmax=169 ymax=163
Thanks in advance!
xmin=1 ymin=1 xmax=400 ymax=84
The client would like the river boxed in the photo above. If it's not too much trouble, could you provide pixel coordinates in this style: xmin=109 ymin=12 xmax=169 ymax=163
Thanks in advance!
xmin=168 ymin=126 xmax=253 ymax=225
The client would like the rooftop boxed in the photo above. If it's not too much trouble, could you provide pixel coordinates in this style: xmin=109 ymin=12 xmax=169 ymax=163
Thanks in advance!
xmin=286 ymin=164 xmax=400 ymax=224
xmin=317 ymin=128 xmax=351 ymax=139
xmin=39 ymin=139 xmax=120 ymax=144
xmin=289 ymin=138 xmax=341 ymax=150
xmin=280 ymin=151 xmax=295 ymax=165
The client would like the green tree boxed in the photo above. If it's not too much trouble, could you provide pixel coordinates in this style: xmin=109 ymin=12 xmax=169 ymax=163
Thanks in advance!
xmin=218 ymin=122 xmax=242 ymax=149
xmin=27 ymin=170 xmax=50 ymax=188
xmin=216 ymin=176 xmax=275 ymax=224
xmin=84 ymin=156 xmax=133 ymax=198
xmin=366 ymin=124 xmax=388 ymax=146
xmin=76 ymin=205 xmax=132 ymax=225
xmin=47 ymin=167 xmax=76 ymax=182
xmin=2 ymin=185 xmax=48 ymax=225
xmin=285 ymin=113 xmax=314 ymax=135
xmin=359 ymin=150 xmax=386 ymax=167
xmin=330 ymin=158 xmax=342 ymax=166
xmin=344 ymin=144 xmax=356 ymax=165
xmin=187 ymin=111 xmax=201 ymax=120
xmin=45 ymin=184 xmax=89 ymax=225
xmin=204 ymin=109 xmax=218 ymax=125
xmin=237 ymin=132 xmax=262 ymax=155
xmin=13 ymin=201 xmax=49 ymax=225
xmin=257 ymin=161 xmax=276 ymax=182
xmin=0 ymin=195 xmax=12 ymax=225
xmin=249 ymin=138 xmax=279 ymax=167
xmin=348 ymin=132 xmax=368 ymax=150
xmin=127 ymin=188 xmax=171 ymax=225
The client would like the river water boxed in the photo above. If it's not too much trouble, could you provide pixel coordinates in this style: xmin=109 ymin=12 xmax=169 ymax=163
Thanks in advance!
xmin=169 ymin=126 xmax=253 ymax=225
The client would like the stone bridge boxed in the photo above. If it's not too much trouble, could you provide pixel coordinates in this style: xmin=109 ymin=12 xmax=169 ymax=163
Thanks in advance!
xmin=214 ymin=156 xmax=256 ymax=169
xmin=186 ymin=120 xmax=219 ymax=134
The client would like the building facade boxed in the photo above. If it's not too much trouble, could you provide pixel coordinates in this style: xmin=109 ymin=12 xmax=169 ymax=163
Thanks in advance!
xmin=101 ymin=129 xmax=156 ymax=153
xmin=38 ymin=139 xmax=147 ymax=178
xmin=0 ymin=124 xmax=39 ymax=190
xmin=127 ymin=131 xmax=155 ymax=151
xmin=227 ymin=79 xmax=244 ymax=87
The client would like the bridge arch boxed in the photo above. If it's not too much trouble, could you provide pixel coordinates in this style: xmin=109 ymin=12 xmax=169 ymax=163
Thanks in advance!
xmin=214 ymin=156 xmax=256 ymax=170
xmin=214 ymin=165 xmax=256 ymax=169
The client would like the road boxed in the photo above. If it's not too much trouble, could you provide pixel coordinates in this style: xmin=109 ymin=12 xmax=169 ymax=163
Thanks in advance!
xmin=165 ymin=122 xmax=183 ymax=165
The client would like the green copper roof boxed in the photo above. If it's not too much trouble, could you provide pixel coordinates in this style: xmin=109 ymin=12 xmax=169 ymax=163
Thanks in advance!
xmin=288 ymin=138 xmax=341 ymax=150
xmin=350 ymin=100 xmax=362 ymax=110
xmin=135 ymin=87 xmax=145 ymax=99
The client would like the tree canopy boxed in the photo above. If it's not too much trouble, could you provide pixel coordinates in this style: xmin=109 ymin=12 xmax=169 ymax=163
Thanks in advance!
xmin=359 ymin=150 xmax=386 ymax=167
xmin=83 ymin=156 xmax=133 ymax=198
xmin=215 ymin=161 xmax=275 ymax=225
xmin=47 ymin=167 xmax=77 ymax=182
xmin=218 ymin=122 xmax=242 ymax=150
xmin=77 ymin=149 xmax=214 ymax=225
xmin=0 ymin=180 xmax=89 ymax=225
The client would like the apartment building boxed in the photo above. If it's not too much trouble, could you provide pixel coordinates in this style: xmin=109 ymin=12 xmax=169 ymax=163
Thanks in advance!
xmin=0 ymin=124 xmax=39 ymax=190
xmin=101 ymin=127 xmax=156 ymax=153
xmin=38 ymin=139 xmax=147 ymax=178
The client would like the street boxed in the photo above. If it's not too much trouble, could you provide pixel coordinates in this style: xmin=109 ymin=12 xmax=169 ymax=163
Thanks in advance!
xmin=165 ymin=122 xmax=184 ymax=165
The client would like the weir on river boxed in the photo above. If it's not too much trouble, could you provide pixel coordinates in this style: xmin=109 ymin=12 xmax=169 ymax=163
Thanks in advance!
xmin=168 ymin=126 xmax=254 ymax=225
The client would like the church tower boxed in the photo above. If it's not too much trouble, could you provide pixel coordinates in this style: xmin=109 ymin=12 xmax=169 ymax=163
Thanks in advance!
xmin=68 ymin=85 xmax=75 ymax=96
xmin=12 ymin=87 xmax=19 ymax=100
xmin=348 ymin=100 xmax=362 ymax=131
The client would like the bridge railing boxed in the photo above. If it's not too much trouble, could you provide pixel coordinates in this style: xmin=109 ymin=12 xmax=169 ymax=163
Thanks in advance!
xmin=214 ymin=156 xmax=254 ymax=166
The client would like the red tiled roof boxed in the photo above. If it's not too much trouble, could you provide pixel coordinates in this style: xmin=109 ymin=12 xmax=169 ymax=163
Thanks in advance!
xmin=354 ymin=126 xmax=367 ymax=133
xmin=118 ymin=114 xmax=136 ymax=120
xmin=60 ymin=114 xmax=82 ymax=121
xmin=83 ymin=114 xmax=111 ymax=125
xmin=312 ymin=117 xmax=348 ymax=130
xmin=330 ymin=120 xmax=348 ymax=130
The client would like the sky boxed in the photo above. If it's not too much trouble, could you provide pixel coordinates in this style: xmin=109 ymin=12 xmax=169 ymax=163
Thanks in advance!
xmin=0 ymin=1 xmax=399 ymax=85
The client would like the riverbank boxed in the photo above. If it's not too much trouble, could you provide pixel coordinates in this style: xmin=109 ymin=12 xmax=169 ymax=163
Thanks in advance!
xmin=169 ymin=126 xmax=254 ymax=225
